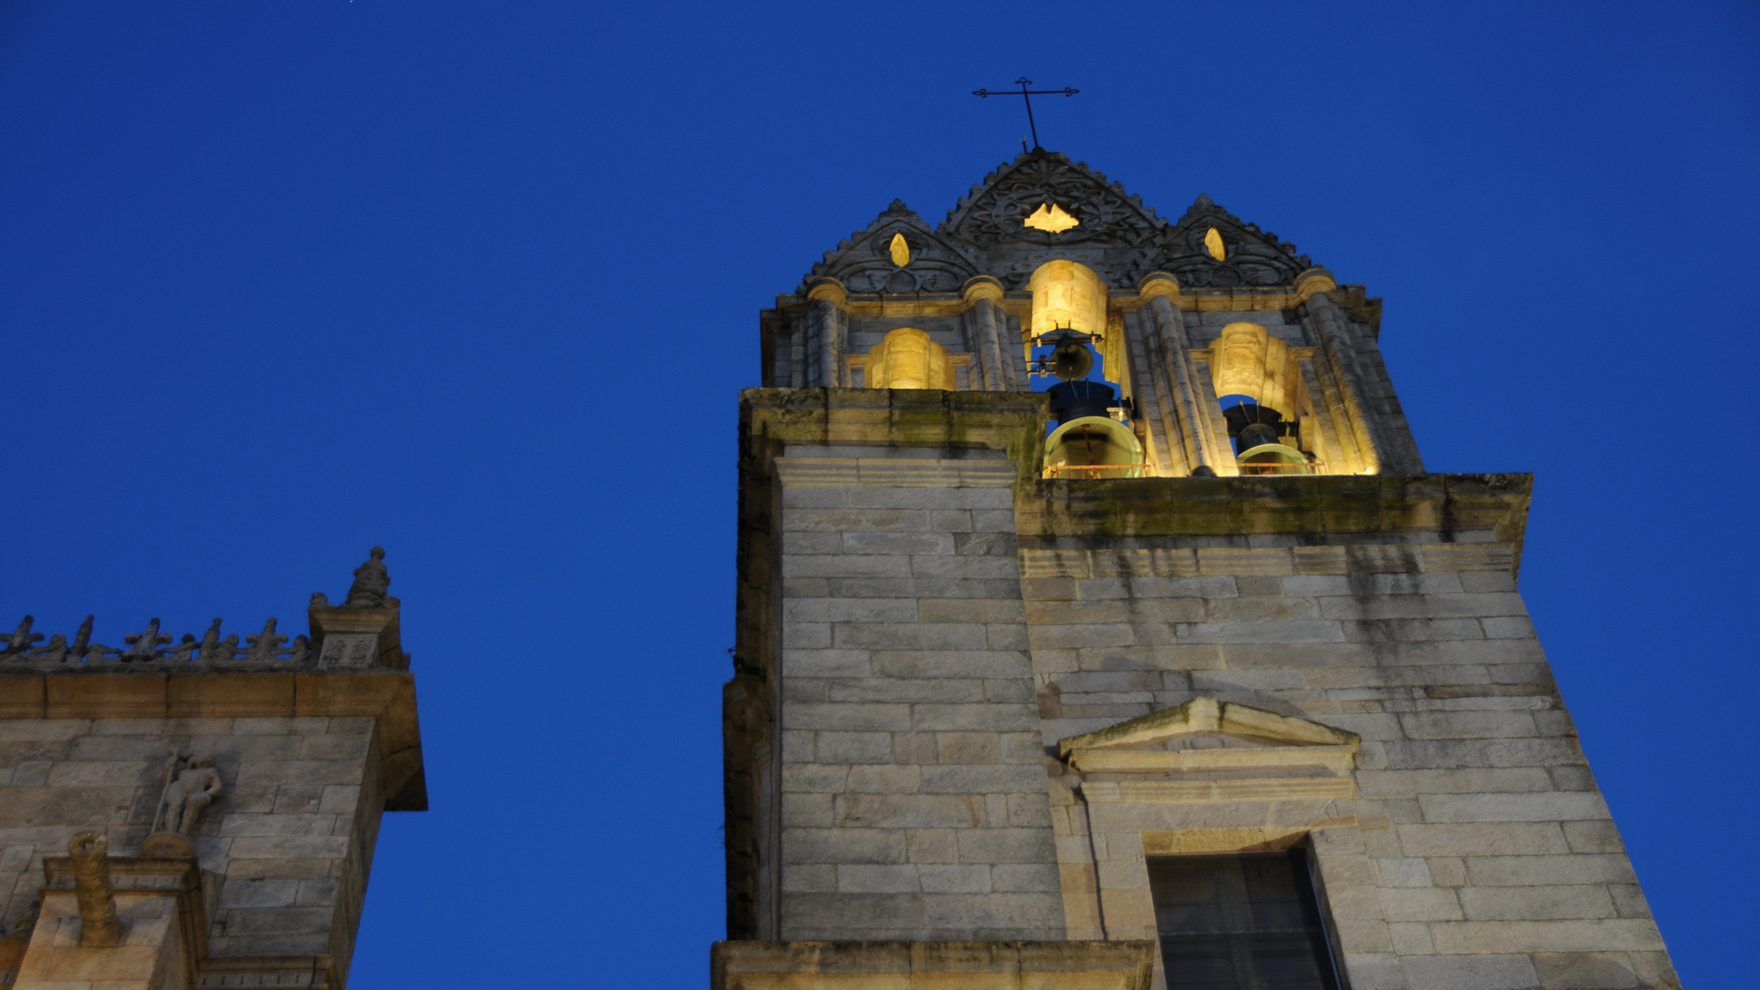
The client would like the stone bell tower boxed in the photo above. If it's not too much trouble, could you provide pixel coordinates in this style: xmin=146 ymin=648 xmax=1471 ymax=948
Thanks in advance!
xmin=0 ymin=549 xmax=424 ymax=990
xmin=719 ymin=151 xmax=1678 ymax=990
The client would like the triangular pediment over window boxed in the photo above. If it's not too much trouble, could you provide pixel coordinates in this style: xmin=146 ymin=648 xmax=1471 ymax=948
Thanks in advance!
xmin=1057 ymin=697 xmax=1359 ymax=774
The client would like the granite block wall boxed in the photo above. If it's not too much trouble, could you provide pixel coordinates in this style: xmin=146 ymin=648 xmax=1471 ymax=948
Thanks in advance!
xmin=774 ymin=447 xmax=1065 ymax=941
xmin=0 ymin=714 xmax=384 ymax=981
xmin=1024 ymin=546 xmax=1675 ymax=990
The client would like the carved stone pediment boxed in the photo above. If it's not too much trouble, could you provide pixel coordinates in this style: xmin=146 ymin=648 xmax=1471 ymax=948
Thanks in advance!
xmin=792 ymin=155 xmax=1328 ymax=296
xmin=802 ymin=200 xmax=979 ymax=295
xmin=1154 ymin=194 xmax=1313 ymax=289
xmin=937 ymin=151 xmax=1169 ymax=290
xmin=1057 ymin=697 xmax=1359 ymax=775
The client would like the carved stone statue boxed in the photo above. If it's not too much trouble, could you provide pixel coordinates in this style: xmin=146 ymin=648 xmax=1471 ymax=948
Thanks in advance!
xmin=67 ymin=615 xmax=93 ymax=663
xmin=31 ymin=633 xmax=68 ymax=662
xmin=165 ymin=634 xmax=198 ymax=663
xmin=2 ymin=616 xmax=43 ymax=657
xmin=153 ymin=752 xmax=224 ymax=836
xmin=196 ymin=619 xmax=235 ymax=662
xmin=245 ymin=619 xmax=288 ymax=662
xmin=121 ymin=618 xmax=171 ymax=662
xmin=342 ymin=546 xmax=391 ymax=609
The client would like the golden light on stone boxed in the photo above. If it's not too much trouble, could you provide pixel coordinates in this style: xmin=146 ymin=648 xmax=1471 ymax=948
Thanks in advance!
xmin=1023 ymin=202 xmax=1079 ymax=234
xmin=1028 ymin=260 xmax=1106 ymax=338
xmin=1204 ymin=227 xmax=1225 ymax=261
xmin=889 ymin=233 xmax=910 ymax=267
xmin=865 ymin=327 xmax=952 ymax=389
xmin=1212 ymin=321 xmax=1291 ymax=417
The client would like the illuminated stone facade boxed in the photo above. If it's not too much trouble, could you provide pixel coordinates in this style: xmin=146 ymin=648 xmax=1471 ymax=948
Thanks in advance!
xmin=0 ymin=561 xmax=425 ymax=990
xmin=721 ymin=151 xmax=1678 ymax=990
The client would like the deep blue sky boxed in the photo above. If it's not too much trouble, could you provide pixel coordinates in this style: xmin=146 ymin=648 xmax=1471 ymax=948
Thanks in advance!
xmin=2 ymin=3 xmax=1754 ymax=986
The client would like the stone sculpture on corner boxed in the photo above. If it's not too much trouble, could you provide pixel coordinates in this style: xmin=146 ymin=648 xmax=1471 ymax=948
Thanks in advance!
xmin=308 ymin=546 xmax=406 ymax=671
xmin=342 ymin=546 xmax=393 ymax=609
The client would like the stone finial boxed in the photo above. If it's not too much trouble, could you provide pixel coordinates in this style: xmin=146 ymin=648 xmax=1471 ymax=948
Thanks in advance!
xmin=67 ymin=831 xmax=119 ymax=948
xmin=342 ymin=546 xmax=392 ymax=609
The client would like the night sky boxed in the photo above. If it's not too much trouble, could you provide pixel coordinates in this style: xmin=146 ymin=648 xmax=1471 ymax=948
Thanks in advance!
xmin=1 ymin=3 xmax=1754 ymax=986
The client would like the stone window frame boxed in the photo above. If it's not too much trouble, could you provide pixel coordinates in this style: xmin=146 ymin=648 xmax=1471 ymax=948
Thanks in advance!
xmin=1051 ymin=699 xmax=1380 ymax=990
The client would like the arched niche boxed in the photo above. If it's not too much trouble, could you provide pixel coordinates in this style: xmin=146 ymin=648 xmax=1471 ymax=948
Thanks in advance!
xmin=865 ymin=327 xmax=953 ymax=390
xmin=1210 ymin=322 xmax=1293 ymax=418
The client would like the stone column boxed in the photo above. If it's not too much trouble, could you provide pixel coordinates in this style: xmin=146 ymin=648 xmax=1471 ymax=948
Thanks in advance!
xmin=1297 ymin=269 xmax=1382 ymax=474
xmin=963 ymin=276 xmax=1007 ymax=391
xmin=805 ymin=279 xmax=847 ymax=389
xmin=788 ymin=323 xmax=806 ymax=389
xmin=1139 ymin=274 xmax=1222 ymax=476
xmin=1121 ymin=308 xmax=1186 ymax=476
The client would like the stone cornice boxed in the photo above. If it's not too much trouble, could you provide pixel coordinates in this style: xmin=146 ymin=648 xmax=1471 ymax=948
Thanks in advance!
xmin=741 ymin=388 xmax=1048 ymax=469
xmin=1015 ymin=473 xmax=1533 ymax=574
xmin=0 ymin=671 xmax=426 ymax=811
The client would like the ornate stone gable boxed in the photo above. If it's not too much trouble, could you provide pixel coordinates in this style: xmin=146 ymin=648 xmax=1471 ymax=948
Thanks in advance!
xmin=1154 ymin=193 xmax=1313 ymax=289
xmin=800 ymin=199 xmax=979 ymax=295
xmin=938 ymin=151 xmax=1169 ymax=290
xmin=796 ymin=157 xmax=1325 ymax=296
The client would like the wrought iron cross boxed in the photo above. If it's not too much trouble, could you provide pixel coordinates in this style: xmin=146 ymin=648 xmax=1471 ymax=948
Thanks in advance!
xmin=973 ymin=77 xmax=1079 ymax=151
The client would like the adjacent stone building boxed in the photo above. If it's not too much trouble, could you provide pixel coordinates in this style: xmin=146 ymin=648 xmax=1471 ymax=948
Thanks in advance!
xmin=719 ymin=151 xmax=1678 ymax=990
xmin=0 ymin=551 xmax=424 ymax=990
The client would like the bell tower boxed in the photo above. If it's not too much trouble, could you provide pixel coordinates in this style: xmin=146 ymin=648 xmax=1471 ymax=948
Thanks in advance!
xmin=721 ymin=151 xmax=1678 ymax=990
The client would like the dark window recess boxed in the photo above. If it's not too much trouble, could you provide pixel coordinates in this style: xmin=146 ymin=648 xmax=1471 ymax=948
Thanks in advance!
xmin=1148 ymin=850 xmax=1343 ymax=990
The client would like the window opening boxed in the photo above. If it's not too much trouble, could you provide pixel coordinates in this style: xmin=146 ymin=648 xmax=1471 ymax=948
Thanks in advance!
xmin=1148 ymin=850 xmax=1343 ymax=990
xmin=1218 ymin=393 xmax=1312 ymax=476
xmin=1030 ymin=329 xmax=1141 ymax=479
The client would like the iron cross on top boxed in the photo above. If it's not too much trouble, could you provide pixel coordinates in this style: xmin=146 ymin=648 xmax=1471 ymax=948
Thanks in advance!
xmin=973 ymin=77 xmax=1079 ymax=151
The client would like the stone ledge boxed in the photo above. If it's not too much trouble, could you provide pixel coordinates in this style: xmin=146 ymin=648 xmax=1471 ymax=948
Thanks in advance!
xmin=742 ymin=389 xmax=1048 ymax=468
xmin=712 ymin=940 xmax=1155 ymax=990
xmin=0 ymin=672 xmax=426 ymax=812
xmin=1016 ymin=473 xmax=1534 ymax=574
xmin=197 ymin=954 xmax=337 ymax=989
